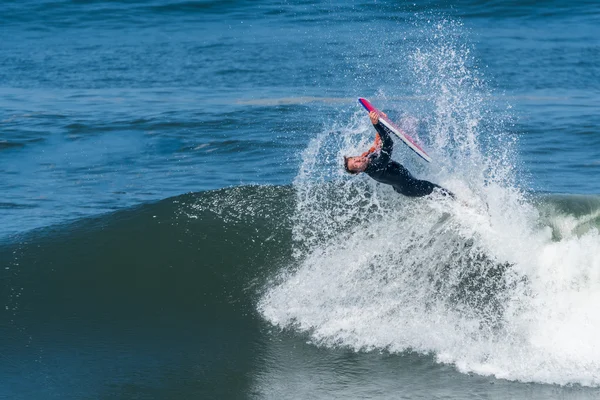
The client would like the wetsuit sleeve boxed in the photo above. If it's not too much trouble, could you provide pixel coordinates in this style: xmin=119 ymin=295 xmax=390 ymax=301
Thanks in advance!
xmin=367 ymin=122 xmax=393 ymax=166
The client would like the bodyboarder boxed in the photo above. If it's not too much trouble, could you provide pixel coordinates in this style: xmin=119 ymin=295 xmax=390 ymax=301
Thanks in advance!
xmin=344 ymin=111 xmax=452 ymax=198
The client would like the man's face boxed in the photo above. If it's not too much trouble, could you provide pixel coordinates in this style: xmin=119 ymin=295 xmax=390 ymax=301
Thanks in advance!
xmin=347 ymin=156 xmax=368 ymax=173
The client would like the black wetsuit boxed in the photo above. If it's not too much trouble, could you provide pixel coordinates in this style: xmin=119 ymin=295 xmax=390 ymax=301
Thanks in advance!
xmin=365 ymin=122 xmax=448 ymax=197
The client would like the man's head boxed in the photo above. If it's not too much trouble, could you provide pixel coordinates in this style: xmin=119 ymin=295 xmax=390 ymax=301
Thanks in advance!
xmin=344 ymin=156 xmax=368 ymax=174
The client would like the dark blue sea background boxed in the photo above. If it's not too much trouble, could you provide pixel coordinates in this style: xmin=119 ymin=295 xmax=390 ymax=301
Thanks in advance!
xmin=1 ymin=1 xmax=599 ymax=399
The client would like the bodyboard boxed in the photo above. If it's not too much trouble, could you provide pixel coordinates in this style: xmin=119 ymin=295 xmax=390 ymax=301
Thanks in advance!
xmin=358 ymin=97 xmax=432 ymax=163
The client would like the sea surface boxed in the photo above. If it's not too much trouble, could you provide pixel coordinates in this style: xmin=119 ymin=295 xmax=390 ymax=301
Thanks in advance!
xmin=1 ymin=1 xmax=599 ymax=399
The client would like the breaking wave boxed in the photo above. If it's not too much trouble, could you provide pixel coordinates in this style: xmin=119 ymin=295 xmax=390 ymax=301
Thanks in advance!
xmin=258 ymin=19 xmax=600 ymax=386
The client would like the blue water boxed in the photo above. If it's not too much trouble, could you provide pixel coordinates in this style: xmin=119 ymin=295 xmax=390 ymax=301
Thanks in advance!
xmin=1 ymin=0 xmax=598 ymax=237
xmin=1 ymin=1 xmax=600 ymax=398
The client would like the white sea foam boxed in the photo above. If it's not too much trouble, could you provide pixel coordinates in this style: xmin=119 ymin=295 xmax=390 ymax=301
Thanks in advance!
xmin=259 ymin=19 xmax=600 ymax=386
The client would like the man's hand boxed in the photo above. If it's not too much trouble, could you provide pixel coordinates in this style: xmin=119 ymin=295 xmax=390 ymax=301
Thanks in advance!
xmin=369 ymin=111 xmax=379 ymax=125
xmin=369 ymin=111 xmax=387 ymax=125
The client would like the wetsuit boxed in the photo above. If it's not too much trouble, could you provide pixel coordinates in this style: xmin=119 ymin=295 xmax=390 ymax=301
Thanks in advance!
xmin=364 ymin=122 xmax=448 ymax=197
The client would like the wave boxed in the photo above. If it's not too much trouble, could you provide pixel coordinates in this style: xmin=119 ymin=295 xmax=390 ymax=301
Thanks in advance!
xmin=1 ymin=185 xmax=597 ymax=320
xmin=258 ymin=18 xmax=600 ymax=387
xmin=0 ymin=185 xmax=298 ymax=399
xmin=1 ymin=184 xmax=598 ymax=387
xmin=259 ymin=185 xmax=600 ymax=384
xmin=0 ymin=186 xmax=293 ymax=331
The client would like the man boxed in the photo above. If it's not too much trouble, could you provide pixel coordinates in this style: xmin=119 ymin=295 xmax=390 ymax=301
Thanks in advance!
xmin=344 ymin=111 xmax=452 ymax=198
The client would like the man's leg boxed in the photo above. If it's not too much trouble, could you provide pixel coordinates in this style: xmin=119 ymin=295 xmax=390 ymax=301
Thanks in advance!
xmin=394 ymin=180 xmax=454 ymax=198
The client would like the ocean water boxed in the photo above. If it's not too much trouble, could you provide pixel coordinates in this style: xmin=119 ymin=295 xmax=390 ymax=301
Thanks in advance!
xmin=1 ymin=0 xmax=599 ymax=399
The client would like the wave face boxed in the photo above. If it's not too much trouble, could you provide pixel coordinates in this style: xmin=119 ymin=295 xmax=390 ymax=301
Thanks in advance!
xmin=259 ymin=20 xmax=600 ymax=386
xmin=2 ymin=185 xmax=294 ymax=325
xmin=0 ymin=186 xmax=295 ymax=399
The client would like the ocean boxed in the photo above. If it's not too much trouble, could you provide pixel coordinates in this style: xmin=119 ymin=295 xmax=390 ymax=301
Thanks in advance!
xmin=1 ymin=0 xmax=599 ymax=398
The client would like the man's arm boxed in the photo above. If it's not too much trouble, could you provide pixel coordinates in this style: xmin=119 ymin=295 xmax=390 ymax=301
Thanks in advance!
xmin=367 ymin=111 xmax=393 ymax=166
xmin=360 ymin=133 xmax=381 ymax=157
